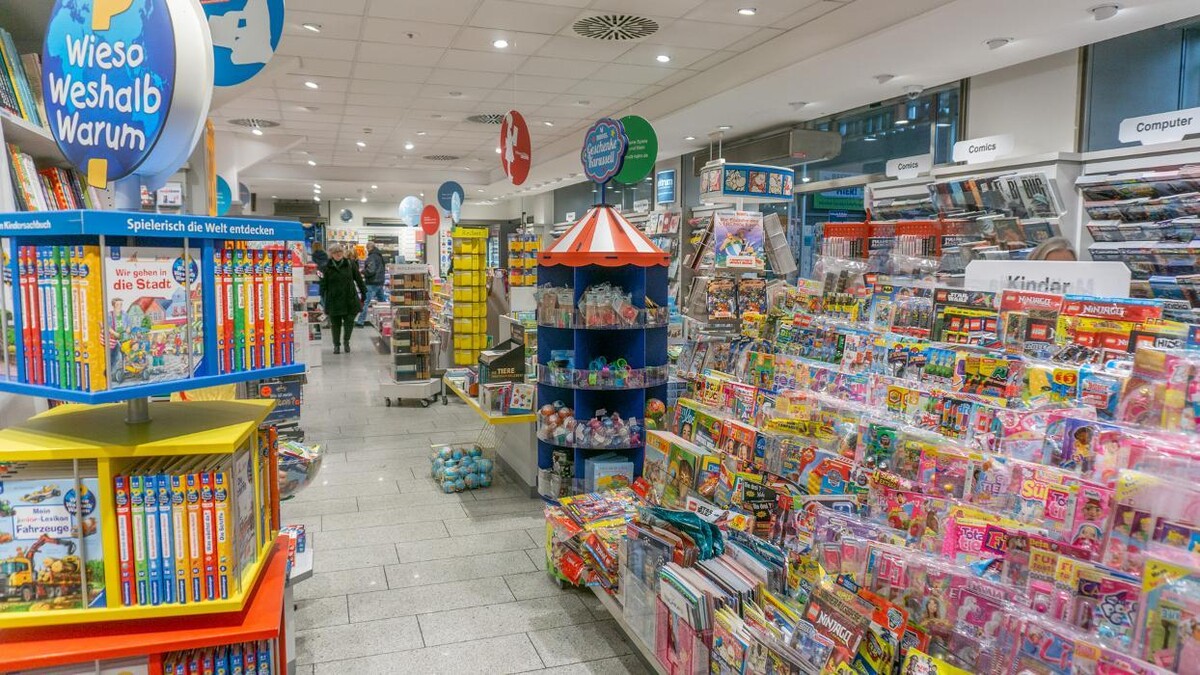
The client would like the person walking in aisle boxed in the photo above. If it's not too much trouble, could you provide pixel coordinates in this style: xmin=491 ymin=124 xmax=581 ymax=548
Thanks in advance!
xmin=356 ymin=242 xmax=389 ymax=326
xmin=320 ymin=244 xmax=366 ymax=354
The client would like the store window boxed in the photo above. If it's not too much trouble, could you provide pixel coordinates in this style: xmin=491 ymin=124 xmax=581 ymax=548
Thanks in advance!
xmin=1083 ymin=19 xmax=1200 ymax=151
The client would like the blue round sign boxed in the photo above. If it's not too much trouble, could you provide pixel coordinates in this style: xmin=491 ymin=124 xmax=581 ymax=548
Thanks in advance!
xmin=239 ymin=182 xmax=251 ymax=206
xmin=43 ymin=0 xmax=177 ymax=186
xmin=216 ymin=176 xmax=232 ymax=216
xmin=581 ymin=118 xmax=628 ymax=184
xmin=203 ymin=0 xmax=285 ymax=87
xmin=399 ymin=196 xmax=423 ymax=226
xmin=437 ymin=181 xmax=464 ymax=213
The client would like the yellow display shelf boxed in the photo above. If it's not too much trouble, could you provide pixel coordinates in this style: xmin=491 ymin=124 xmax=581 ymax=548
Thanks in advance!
xmin=0 ymin=535 xmax=276 ymax=629
xmin=444 ymin=378 xmax=535 ymax=425
xmin=0 ymin=400 xmax=274 ymax=460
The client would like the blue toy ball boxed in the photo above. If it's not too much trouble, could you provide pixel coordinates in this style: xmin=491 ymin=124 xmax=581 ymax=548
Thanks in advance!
xmin=479 ymin=474 xmax=492 ymax=487
xmin=469 ymin=447 xmax=483 ymax=457
xmin=453 ymin=478 xmax=466 ymax=491
xmin=451 ymin=448 xmax=465 ymax=460
xmin=476 ymin=459 xmax=493 ymax=473
xmin=441 ymin=481 xmax=456 ymax=494
xmin=438 ymin=447 xmax=452 ymax=460
xmin=464 ymin=473 xmax=478 ymax=488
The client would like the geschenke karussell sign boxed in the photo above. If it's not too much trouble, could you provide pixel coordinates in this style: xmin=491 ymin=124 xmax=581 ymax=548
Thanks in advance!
xmin=42 ymin=0 xmax=213 ymax=190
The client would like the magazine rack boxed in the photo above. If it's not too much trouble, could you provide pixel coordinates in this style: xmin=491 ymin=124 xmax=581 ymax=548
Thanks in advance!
xmin=536 ymin=206 xmax=669 ymax=499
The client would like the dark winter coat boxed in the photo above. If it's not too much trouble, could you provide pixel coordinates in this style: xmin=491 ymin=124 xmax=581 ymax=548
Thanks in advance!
xmin=311 ymin=248 xmax=330 ymax=271
xmin=364 ymin=249 xmax=387 ymax=285
xmin=320 ymin=257 xmax=366 ymax=317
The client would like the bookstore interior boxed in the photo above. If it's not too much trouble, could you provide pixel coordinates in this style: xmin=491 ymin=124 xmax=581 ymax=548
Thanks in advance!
xmin=6 ymin=1 xmax=1200 ymax=674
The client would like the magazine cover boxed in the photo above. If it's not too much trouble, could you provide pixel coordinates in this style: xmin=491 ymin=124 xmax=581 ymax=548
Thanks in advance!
xmin=0 ymin=474 xmax=105 ymax=611
xmin=712 ymin=211 xmax=765 ymax=269
xmin=105 ymin=247 xmax=203 ymax=388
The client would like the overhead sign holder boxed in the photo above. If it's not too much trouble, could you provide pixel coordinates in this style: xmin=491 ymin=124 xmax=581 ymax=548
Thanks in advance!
xmin=1119 ymin=107 xmax=1200 ymax=145
xmin=202 ymin=0 xmax=285 ymax=87
xmin=885 ymin=154 xmax=932 ymax=180
xmin=501 ymin=110 xmax=531 ymax=186
xmin=698 ymin=159 xmax=794 ymax=205
xmin=42 ymin=0 xmax=214 ymax=206
xmin=581 ymin=117 xmax=628 ymax=204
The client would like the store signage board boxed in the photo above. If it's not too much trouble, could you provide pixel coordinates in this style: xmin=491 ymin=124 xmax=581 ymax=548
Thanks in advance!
xmin=399 ymin=196 xmax=423 ymax=226
xmin=420 ymin=205 xmax=440 ymax=236
xmin=1119 ymin=107 xmax=1200 ymax=145
xmin=614 ymin=115 xmax=657 ymax=184
xmin=565 ymin=211 xmax=576 ymax=222
xmin=885 ymin=154 xmax=932 ymax=179
xmin=952 ymin=134 xmax=1014 ymax=164
xmin=633 ymin=199 xmax=650 ymax=214
xmin=656 ymin=169 xmax=676 ymax=204
xmin=438 ymin=181 xmax=464 ymax=213
xmin=581 ymin=117 xmax=628 ymax=184
xmin=339 ymin=208 xmax=353 ymax=223
xmin=216 ymin=176 xmax=232 ymax=216
xmin=699 ymin=161 xmax=794 ymax=204
xmin=501 ymin=110 xmax=531 ymax=186
xmin=965 ymin=260 xmax=1131 ymax=297
xmin=43 ymin=0 xmax=213 ymax=190
xmin=0 ymin=210 xmax=303 ymax=240
xmin=202 ymin=0 xmax=284 ymax=87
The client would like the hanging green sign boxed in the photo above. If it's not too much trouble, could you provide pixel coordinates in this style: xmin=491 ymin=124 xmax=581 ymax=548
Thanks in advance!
xmin=614 ymin=115 xmax=657 ymax=184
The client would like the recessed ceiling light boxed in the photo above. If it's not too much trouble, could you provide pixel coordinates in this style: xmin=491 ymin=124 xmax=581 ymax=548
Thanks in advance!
xmin=448 ymin=91 xmax=463 ymax=97
xmin=656 ymin=54 xmax=671 ymax=63
xmin=936 ymin=122 xmax=952 ymax=128
xmin=371 ymin=184 xmax=378 ymax=189
xmin=986 ymin=37 xmax=1013 ymax=50
xmin=361 ymin=196 xmax=367 ymax=203
xmin=575 ymin=99 xmax=589 ymax=106
xmin=313 ymin=196 xmax=320 ymax=202
xmin=304 ymin=80 xmax=319 ymax=89
xmin=302 ymin=23 xmax=322 ymax=33
xmin=737 ymin=7 xmax=757 ymax=15
xmin=801 ymin=176 xmax=812 ymax=183
xmin=296 ymin=105 xmax=318 ymax=112
xmin=251 ymin=128 xmax=263 ymax=136
xmin=419 ymin=192 xmax=425 ymax=197
xmin=356 ymin=141 xmax=366 ymax=148
xmin=313 ymin=183 xmax=321 ymax=188
xmin=717 ymin=125 xmax=732 ymax=131
xmin=431 ymin=114 xmax=443 ymax=119
xmin=874 ymin=74 xmax=894 ymax=85
xmin=495 ymin=147 xmax=502 ymax=154
xmin=477 ymin=189 xmax=484 ymax=193
xmin=684 ymin=135 xmax=696 ymax=140
xmin=492 ymin=39 xmax=509 ymax=49
xmin=416 ymin=131 xmax=427 ymax=136
xmin=543 ymin=121 xmax=554 ymax=127
xmin=1091 ymin=3 xmax=1120 ymax=20
xmin=404 ymin=142 xmax=415 ymax=150
xmin=307 ymin=159 xmax=317 ymax=166
xmin=271 ymin=195 xmax=277 ymax=199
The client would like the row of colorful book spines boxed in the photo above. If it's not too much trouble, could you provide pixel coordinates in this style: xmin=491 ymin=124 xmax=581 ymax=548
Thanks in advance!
xmin=113 ymin=470 xmax=241 ymax=608
xmin=214 ymin=249 xmax=296 ymax=375
xmin=163 ymin=641 xmax=274 ymax=675
xmin=15 ymin=244 xmax=105 ymax=391
xmin=0 ymin=29 xmax=44 ymax=126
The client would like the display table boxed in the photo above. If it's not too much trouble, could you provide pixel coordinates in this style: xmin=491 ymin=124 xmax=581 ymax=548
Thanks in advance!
xmin=443 ymin=377 xmax=538 ymax=494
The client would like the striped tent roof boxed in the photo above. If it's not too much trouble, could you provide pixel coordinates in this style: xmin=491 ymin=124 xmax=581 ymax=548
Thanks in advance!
xmin=538 ymin=205 xmax=668 ymax=268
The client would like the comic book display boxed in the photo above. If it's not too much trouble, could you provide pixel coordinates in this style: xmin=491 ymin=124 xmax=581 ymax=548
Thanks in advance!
xmin=545 ymin=265 xmax=1200 ymax=674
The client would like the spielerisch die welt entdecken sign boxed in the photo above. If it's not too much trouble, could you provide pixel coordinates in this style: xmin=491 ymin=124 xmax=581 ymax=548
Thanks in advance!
xmin=581 ymin=118 xmax=628 ymax=184
xmin=43 ymin=0 xmax=213 ymax=190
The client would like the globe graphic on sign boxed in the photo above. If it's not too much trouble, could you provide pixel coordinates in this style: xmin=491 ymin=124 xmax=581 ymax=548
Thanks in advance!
xmin=42 ymin=0 xmax=176 ymax=184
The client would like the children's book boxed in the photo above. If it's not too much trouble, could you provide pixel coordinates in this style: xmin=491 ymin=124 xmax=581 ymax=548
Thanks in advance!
xmin=104 ymin=246 xmax=202 ymax=388
xmin=712 ymin=211 xmax=765 ymax=269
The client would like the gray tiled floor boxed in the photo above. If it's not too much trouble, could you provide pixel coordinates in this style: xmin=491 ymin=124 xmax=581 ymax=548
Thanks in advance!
xmin=285 ymin=328 xmax=648 ymax=674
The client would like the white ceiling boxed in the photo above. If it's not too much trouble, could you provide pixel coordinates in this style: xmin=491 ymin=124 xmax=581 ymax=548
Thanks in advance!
xmin=224 ymin=0 xmax=1200 ymax=204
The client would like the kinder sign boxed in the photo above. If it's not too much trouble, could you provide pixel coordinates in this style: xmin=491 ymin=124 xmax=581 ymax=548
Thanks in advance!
xmin=43 ymin=0 xmax=214 ymax=190
xmin=965 ymin=261 xmax=1131 ymax=297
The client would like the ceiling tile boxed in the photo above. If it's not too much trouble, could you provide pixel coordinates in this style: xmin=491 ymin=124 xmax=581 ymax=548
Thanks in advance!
xmin=287 ymin=0 xmax=367 ymax=14
xmin=285 ymin=11 xmax=364 ymax=40
xmin=366 ymin=0 xmax=481 ymax=24
xmin=588 ymin=0 xmax=705 ymax=18
xmin=451 ymin=27 xmax=551 ymax=55
xmin=684 ymin=49 xmax=739 ymax=73
xmin=361 ymin=19 xmax=461 ymax=48
xmin=470 ymin=0 xmax=580 ymax=34
xmin=533 ymin=36 xmax=633 ymax=62
xmin=357 ymin=42 xmax=446 ymax=66
xmin=547 ymin=93 xmax=617 ymax=108
xmin=615 ymin=44 xmax=714 ymax=69
xmin=498 ymin=74 xmax=578 ymax=94
xmin=352 ymin=63 xmax=434 ymax=84
xmin=289 ymin=58 xmax=355 ymax=78
xmin=426 ymin=68 xmax=516 ymax=89
xmin=276 ymin=89 xmax=348 ymax=105
xmin=776 ymin=0 xmax=844 ymax=30
xmin=723 ymin=27 xmax=784 ymax=52
xmin=349 ymin=79 xmax=423 ymax=96
xmin=416 ymin=84 xmax=495 ymax=101
xmin=277 ymin=35 xmax=360 ymax=59
xmin=411 ymin=98 xmax=490 ymax=113
xmin=484 ymin=88 xmax=557 ymax=105
xmin=647 ymin=19 xmax=758 ymax=49
xmin=517 ymin=56 xmax=603 ymax=79
xmin=590 ymin=63 xmax=673 ymax=85
xmin=437 ymin=49 xmax=528 ymax=74
xmin=685 ymin=0 xmax=823 ymax=25
xmin=567 ymin=79 xmax=645 ymax=98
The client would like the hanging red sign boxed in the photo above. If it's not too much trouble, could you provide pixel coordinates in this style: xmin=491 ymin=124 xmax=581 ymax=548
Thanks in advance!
xmin=500 ymin=109 xmax=531 ymax=186
xmin=420 ymin=204 xmax=441 ymax=235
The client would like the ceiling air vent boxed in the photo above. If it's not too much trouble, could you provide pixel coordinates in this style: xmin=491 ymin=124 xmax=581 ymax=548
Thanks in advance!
xmin=423 ymin=154 xmax=461 ymax=161
xmin=572 ymin=15 xmax=658 ymax=41
xmin=229 ymin=118 xmax=280 ymax=129
xmin=466 ymin=113 xmax=505 ymax=125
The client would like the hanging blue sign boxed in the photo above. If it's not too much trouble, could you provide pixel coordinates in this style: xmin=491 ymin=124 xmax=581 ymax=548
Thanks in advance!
xmin=43 ymin=0 xmax=176 ymax=187
xmin=216 ymin=176 xmax=232 ymax=216
xmin=238 ymin=182 xmax=251 ymax=207
xmin=656 ymin=170 xmax=676 ymax=204
xmin=203 ymin=0 xmax=286 ymax=88
xmin=437 ymin=181 xmax=464 ymax=213
xmin=450 ymin=191 xmax=462 ymax=224
xmin=399 ymin=196 xmax=423 ymax=226
xmin=580 ymin=118 xmax=627 ymax=184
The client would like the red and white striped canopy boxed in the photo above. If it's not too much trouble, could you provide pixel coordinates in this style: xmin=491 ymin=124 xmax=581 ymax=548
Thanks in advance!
xmin=539 ymin=205 xmax=668 ymax=268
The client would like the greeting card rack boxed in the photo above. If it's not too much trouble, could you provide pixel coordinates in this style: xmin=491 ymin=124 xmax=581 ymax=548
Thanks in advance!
xmin=535 ymin=206 xmax=669 ymax=500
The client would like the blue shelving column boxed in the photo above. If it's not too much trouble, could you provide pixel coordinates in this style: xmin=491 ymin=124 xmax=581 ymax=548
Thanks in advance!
xmin=534 ymin=206 xmax=669 ymax=500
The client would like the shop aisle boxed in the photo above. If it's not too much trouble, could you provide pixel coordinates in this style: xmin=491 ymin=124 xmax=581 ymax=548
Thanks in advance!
xmin=283 ymin=328 xmax=649 ymax=675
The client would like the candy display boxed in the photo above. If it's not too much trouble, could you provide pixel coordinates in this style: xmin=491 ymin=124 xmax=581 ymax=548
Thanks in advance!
xmin=429 ymin=443 xmax=494 ymax=493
